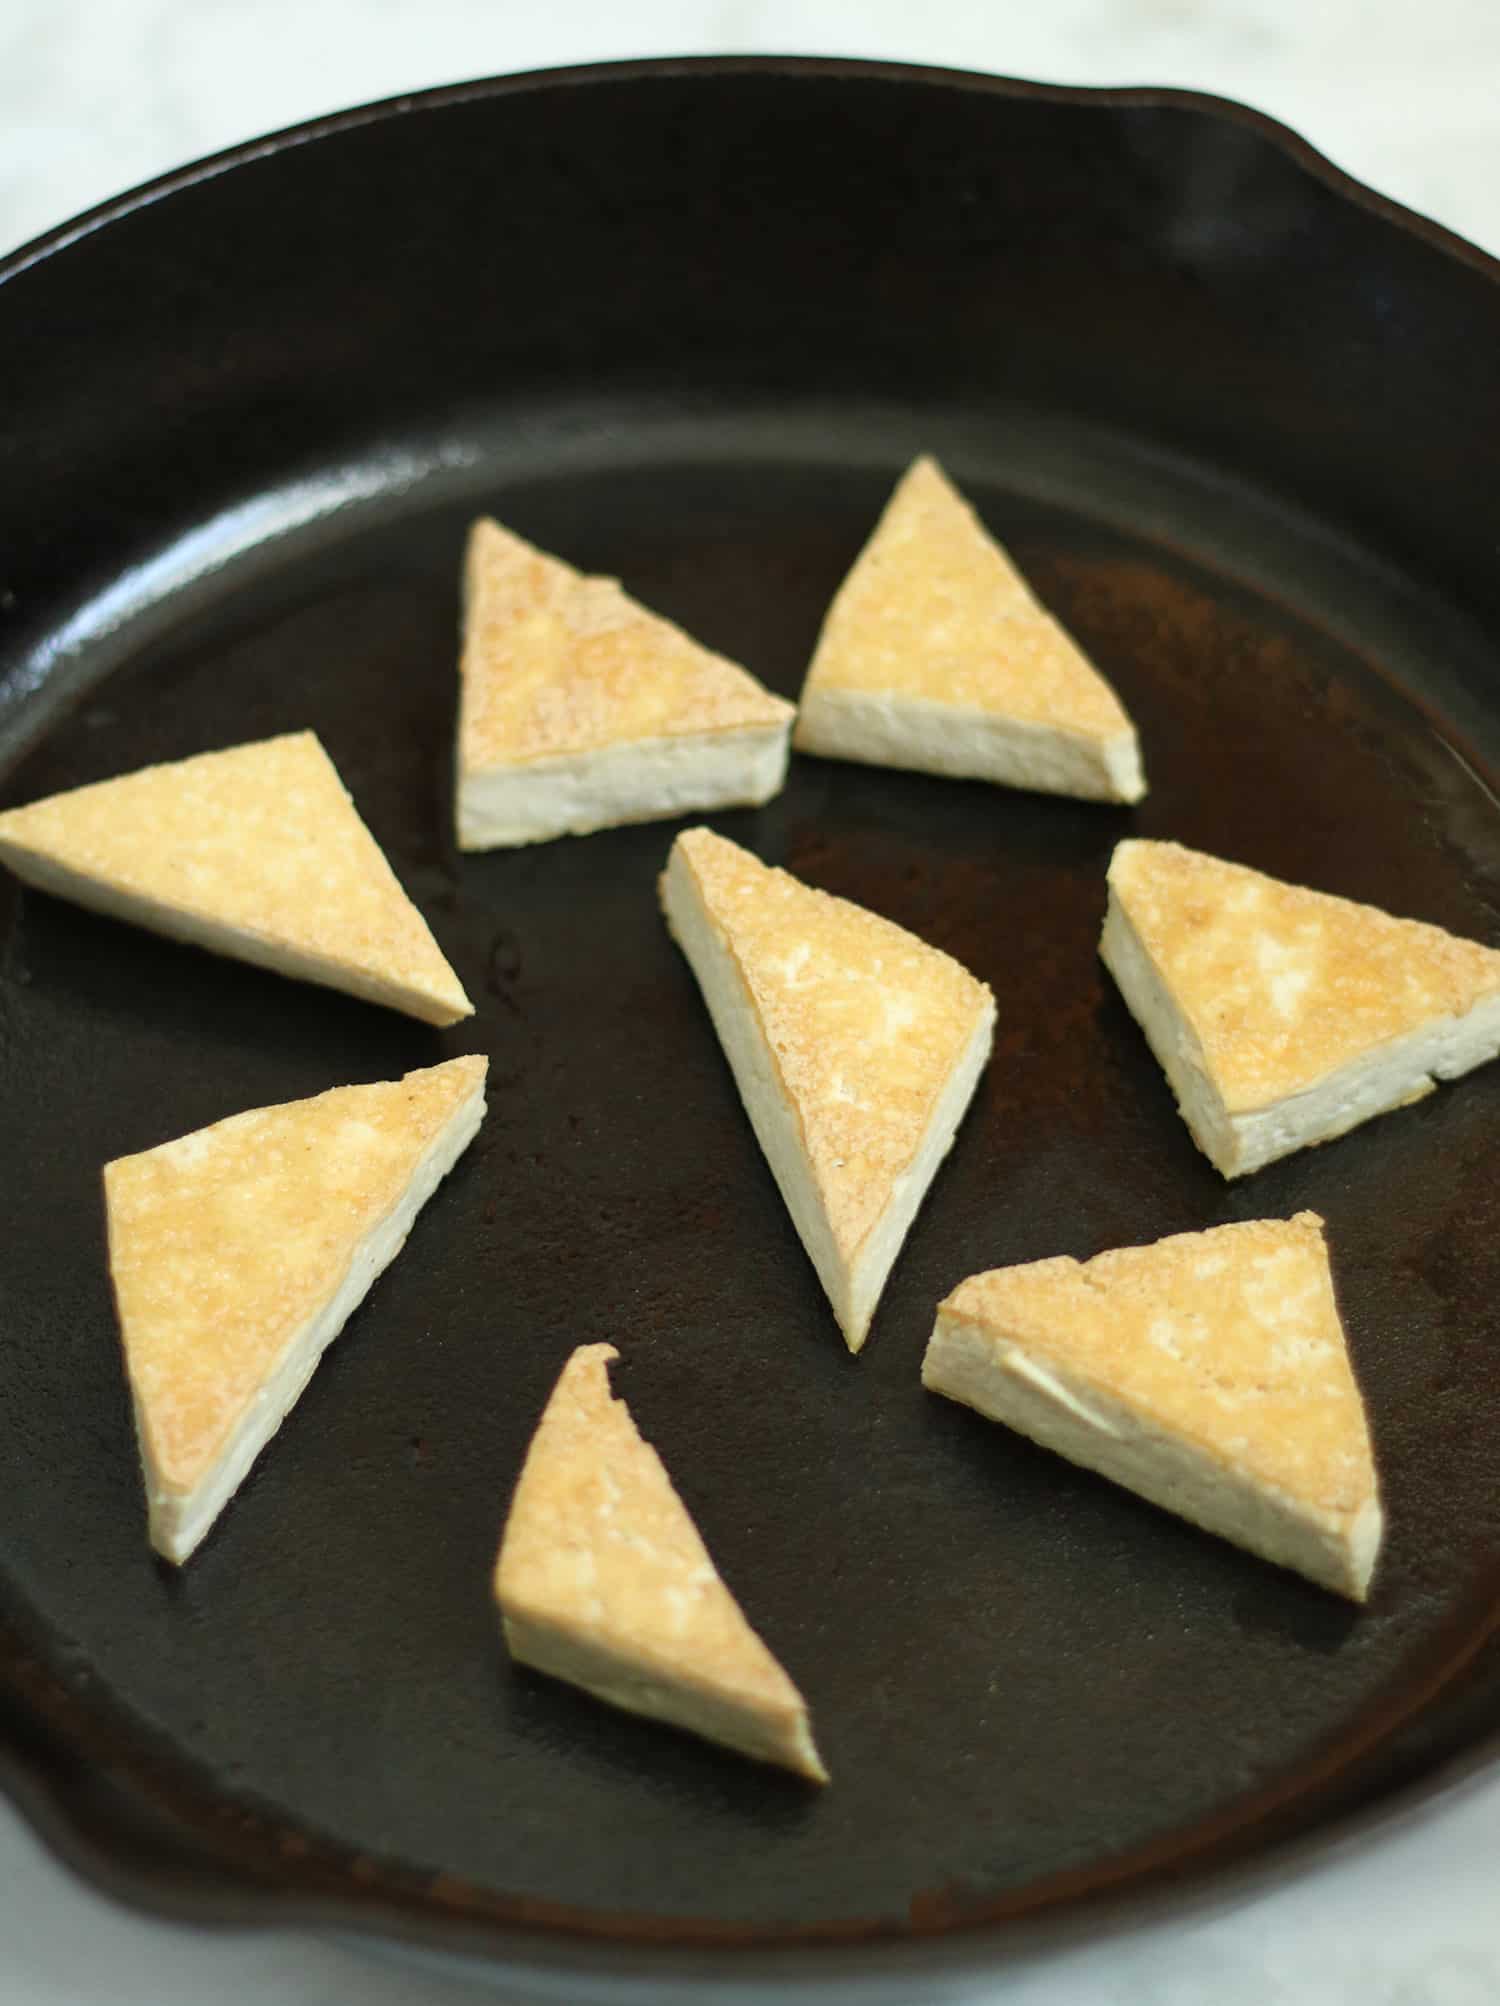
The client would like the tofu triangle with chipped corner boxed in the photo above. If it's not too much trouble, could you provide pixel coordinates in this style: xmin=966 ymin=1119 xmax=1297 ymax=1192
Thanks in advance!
xmin=794 ymin=455 xmax=1147 ymax=803
xmin=1101 ymin=838 xmax=1500 ymax=1177
xmin=495 ymin=1343 xmax=827 ymax=1781
xmin=455 ymin=517 xmax=796 ymax=848
xmin=660 ymin=826 xmax=996 ymax=1352
xmin=0 ymin=731 xmax=472 ymax=1025
xmin=105 ymin=1055 xmax=488 ymax=1563
xmin=924 ymin=1214 xmax=1383 ymax=1599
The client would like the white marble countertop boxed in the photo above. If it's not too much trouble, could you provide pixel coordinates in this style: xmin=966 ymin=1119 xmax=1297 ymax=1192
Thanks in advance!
xmin=2 ymin=4 xmax=1499 ymax=2002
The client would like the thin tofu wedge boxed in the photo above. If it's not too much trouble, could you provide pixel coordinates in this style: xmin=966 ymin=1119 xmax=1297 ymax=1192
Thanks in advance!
xmin=924 ymin=1214 xmax=1382 ymax=1599
xmin=106 ymin=1055 xmax=488 ymax=1562
xmin=0 ymin=731 xmax=472 ymax=1025
xmin=794 ymin=456 xmax=1145 ymax=803
xmin=495 ymin=1344 xmax=827 ymax=1781
xmin=661 ymin=826 xmax=995 ymax=1352
xmin=456 ymin=518 xmax=794 ymax=847
xmin=1102 ymin=838 xmax=1500 ymax=1177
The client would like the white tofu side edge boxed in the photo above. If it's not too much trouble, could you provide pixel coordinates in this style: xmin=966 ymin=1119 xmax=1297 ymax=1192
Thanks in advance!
xmin=0 ymin=834 xmax=469 ymax=1026
xmin=662 ymin=844 xmax=995 ymax=1351
xmin=922 ymin=1310 xmax=1383 ymax=1600
xmin=457 ymin=723 xmax=792 ymax=849
xmin=794 ymin=686 xmax=1146 ymax=803
xmin=500 ymin=1608 xmax=827 ymax=1782
xmin=136 ymin=1077 xmax=488 ymax=1563
xmin=1100 ymin=892 xmax=1500 ymax=1177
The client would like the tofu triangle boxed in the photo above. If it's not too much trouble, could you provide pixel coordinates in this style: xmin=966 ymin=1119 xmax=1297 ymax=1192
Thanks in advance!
xmin=661 ymin=827 xmax=995 ymax=1352
xmin=794 ymin=456 xmax=1146 ymax=803
xmin=1102 ymin=838 xmax=1500 ymax=1176
xmin=105 ymin=1055 xmax=488 ymax=1562
xmin=456 ymin=518 xmax=795 ymax=847
xmin=495 ymin=1344 xmax=827 ymax=1781
xmin=0 ymin=731 xmax=472 ymax=1025
xmin=924 ymin=1214 xmax=1382 ymax=1599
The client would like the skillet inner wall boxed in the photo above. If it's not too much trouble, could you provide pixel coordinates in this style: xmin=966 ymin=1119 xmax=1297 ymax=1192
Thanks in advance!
xmin=2 ymin=70 xmax=1498 ymax=678
xmin=1 ymin=70 xmax=1498 ymax=1933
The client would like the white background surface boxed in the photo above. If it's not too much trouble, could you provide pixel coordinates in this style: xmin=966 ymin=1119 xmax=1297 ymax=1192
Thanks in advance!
xmin=3 ymin=3 xmax=1499 ymax=2001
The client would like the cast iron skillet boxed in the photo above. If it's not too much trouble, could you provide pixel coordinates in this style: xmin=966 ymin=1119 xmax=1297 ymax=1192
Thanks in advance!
xmin=2 ymin=57 xmax=1500 ymax=2000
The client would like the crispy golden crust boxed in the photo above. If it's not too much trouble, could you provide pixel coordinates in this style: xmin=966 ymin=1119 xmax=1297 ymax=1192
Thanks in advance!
xmin=797 ymin=456 xmax=1134 ymax=737
xmin=105 ymin=1056 xmax=487 ymax=1496
xmin=457 ymin=518 xmax=793 ymax=771
xmin=494 ymin=1345 xmax=823 ymax=1777
xmin=1109 ymin=839 xmax=1500 ymax=1112
xmin=0 ymin=731 xmax=471 ymax=1023
xmin=671 ymin=827 xmax=994 ymax=1261
xmin=942 ymin=1214 xmax=1377 ymax=1522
